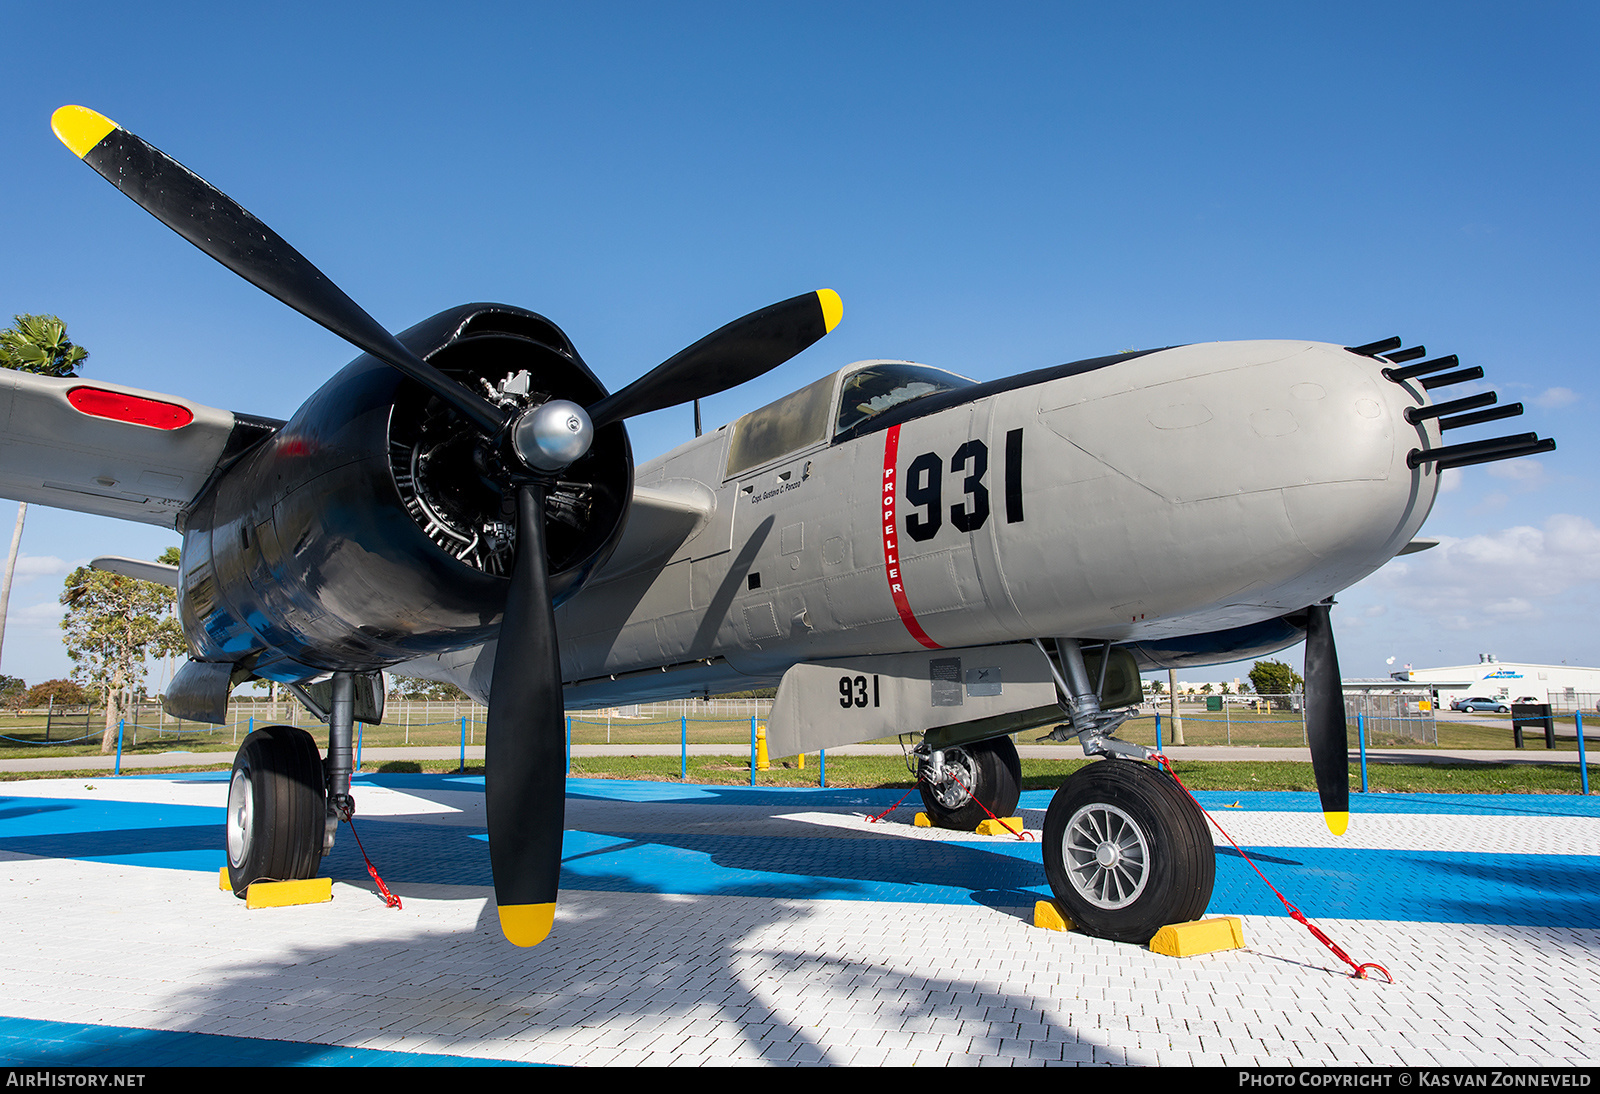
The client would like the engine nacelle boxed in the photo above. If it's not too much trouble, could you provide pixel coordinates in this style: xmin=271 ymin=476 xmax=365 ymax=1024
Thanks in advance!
xmin=178 ymin=304 xmax=632 ymax=682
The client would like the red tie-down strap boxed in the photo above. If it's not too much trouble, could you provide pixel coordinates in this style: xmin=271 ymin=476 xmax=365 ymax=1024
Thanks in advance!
xmin=1152 ymin=752 xmax=1391 ymax=982
xmin=344 ymin=816 xmax=402 ymax=910
xmin=865 ymin=786 xmax=920 ymax=824
xmin=944 ymin=767 xmax=1034 ymax=840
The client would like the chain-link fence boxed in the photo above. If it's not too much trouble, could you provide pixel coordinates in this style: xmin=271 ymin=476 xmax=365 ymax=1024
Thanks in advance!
xmin=0 ymin=695 xmax=786 ymax=754
xmin=13 ymin=687 xmax=1600 ymax=760
xmin=1551 ymin=692 xmax=1600 ymax=718
xmin=1133 ymin=690 xmax=1438 ymax=747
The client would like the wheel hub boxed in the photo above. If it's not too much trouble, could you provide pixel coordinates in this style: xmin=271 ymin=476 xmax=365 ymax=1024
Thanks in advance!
xmin=226 ymin=767 xmax=253 ymax=868
xmin=1063 ymin=801 xmax=1150 ymax=909
xmin=927 ymin=748 xmax=978 ymax=809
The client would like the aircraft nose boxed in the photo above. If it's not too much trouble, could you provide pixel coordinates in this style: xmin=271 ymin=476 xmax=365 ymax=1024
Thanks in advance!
xmin=1038 ymin=340 xmax=1424 ymax=507
xmin=1030 ymin=340 xmax=1439 ymax=611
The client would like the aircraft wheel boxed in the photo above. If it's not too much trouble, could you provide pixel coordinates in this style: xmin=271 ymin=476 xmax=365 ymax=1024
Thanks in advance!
xmin=1042 ymin=758 xmax=1214 ymax=943
xmin=917 ymin=736 xmax=1022 ymax=830
xmin=226 ymin=725 xmax=326 ymax=897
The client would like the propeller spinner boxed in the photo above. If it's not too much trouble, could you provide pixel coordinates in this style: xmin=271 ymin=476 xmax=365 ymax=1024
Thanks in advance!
xmin=54 ymin=105 xmax=842 ymax=945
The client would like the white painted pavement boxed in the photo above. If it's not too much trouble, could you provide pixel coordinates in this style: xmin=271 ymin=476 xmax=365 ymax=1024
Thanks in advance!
xmin=1 ymin=775 xmax=1597 ymax=1067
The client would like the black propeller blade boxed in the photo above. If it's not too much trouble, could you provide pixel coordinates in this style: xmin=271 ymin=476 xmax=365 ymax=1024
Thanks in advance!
xmin=1302 ymin=601 xmax=1350 ymax=834
xmin=55 ymin=105 xmax=844 ymax=946
xmin=587 ymin=290 xmax=842 ymax=430
xmin=51 ymin=105 xmax=506 ymax=435
xmin=484 ymin=485 xmax=567 ymax=946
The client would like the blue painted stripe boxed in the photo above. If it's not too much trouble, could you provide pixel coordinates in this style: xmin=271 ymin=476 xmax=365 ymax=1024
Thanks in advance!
xmin=4 ymin=777 xmax=1596 ymax=929
xmin=0 ymin=1015 xmax=545 ymax=1067
xmin=1179 ymin=789 xmax=1600 ymax=819
xmin=27 ymin=772 xmax=1600 ymax=817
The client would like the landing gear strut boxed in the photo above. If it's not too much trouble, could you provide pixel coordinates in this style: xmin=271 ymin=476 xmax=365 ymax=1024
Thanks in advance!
xmin=916 ymin=736 xmax=1022 ymax=830
xmin=226 ymin=724 xmax=326 ymax=895
xmin=226 ymin=670 xmax=376 ymax=897
xmin=1033 ymin=637 xmax=1217 ymax=941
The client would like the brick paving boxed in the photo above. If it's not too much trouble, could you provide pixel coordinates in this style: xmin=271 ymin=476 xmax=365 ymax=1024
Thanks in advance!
xmin=0 ymin=773 xmax=1596 ymax=1066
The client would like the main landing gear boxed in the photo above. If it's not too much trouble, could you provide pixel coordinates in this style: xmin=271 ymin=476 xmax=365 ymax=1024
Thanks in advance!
xmin=226 ymin=724 xmax=325 ymax=895
xmin=916 ymin=736 xmax=1022 ymax=831
xmin=225 ymin=671 xmax=367 ymax=897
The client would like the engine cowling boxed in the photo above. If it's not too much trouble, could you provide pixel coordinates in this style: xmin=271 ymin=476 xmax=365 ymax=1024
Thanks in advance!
xmin=178 ymin=304 xmax=632 ymax=682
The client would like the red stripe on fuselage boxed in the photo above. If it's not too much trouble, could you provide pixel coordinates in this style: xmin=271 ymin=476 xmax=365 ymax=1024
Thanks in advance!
xmin=882 ymin=424 xmax=941 ymax=650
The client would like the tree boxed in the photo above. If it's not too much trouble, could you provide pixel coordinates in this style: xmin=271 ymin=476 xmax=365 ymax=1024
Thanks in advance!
xmin=0 ymin=674 xmax=24 ymax=712
xmin=0 ymin=314 xmax=89 ymax=376
xmin=0 ymin=315 xmax=88 ymax=674
xmin=25 ymin=678 xmax=89 ymax=708
xmin=391 ymin=677 xmax=471 ymax=702
xmin=1248 ymin=659 xmax=1303 ymax=699
xmin=60 ymin=561 xmax=185 ymax=753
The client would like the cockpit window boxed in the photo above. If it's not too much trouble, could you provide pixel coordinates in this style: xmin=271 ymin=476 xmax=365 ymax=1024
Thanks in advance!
xmin=725 ymin=372 xmax=836 ymax=477
xmin=834 ymin=363 xmax=975 ymax=436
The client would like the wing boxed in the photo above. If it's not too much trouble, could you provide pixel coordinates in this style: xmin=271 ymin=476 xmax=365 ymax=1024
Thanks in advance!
xmin=387 ymin=478 xmax=719 ymax=700
xmin=0 ymin=369 xmax=280 ymax=527
xmin=593 ymin=480 xmax=716 ymax=580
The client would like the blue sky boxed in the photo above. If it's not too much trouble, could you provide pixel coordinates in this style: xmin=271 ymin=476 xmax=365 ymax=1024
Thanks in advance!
xmin=1 ymin=1 xmax=1595 ymax=689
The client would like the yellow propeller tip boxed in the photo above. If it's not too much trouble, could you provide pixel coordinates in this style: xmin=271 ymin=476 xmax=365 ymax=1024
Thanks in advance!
xmin=52 ymin=106 xmax=118 ymax=159
xmin=498 ymin=902 xmax=556 ymax=947
xmin=816 ymin=289 xmax=843 ymax=333
xmin=1324 ymin=811 xmax=1349 ymax=836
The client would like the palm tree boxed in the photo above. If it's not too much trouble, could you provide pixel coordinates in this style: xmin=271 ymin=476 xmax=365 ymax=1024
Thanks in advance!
xmin=0 ymin=314 xmax=88 ymax=376
xmin=0 ymin=314 xmax=88 ymax=669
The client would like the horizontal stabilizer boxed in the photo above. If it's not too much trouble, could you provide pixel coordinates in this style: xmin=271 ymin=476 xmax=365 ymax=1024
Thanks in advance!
xmin=91 ymin=555 xmax=179 ymax=587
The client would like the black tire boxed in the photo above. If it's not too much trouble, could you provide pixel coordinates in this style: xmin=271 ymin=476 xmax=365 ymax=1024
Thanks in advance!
xmin=918 ymin=736 xmax=1022 ymax=830
xmin=226 ymin=725 xmax=326 ymax=897
xmin=1042 ymin=758 xmax=1214 ymax=943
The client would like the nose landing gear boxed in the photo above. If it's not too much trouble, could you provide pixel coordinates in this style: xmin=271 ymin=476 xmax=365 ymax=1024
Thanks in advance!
xmin=1042 ymin=758 xmax=1215 ymax=943
xmin=1031 ymin=637 xmax=1217 ymax=942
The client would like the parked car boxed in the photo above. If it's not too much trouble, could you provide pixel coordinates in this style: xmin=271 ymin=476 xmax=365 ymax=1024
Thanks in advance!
xmin=1453 ymin=697 xmax=1511 ymax=714
xmin=1512 ymin=696 xmax=1543 ymax=705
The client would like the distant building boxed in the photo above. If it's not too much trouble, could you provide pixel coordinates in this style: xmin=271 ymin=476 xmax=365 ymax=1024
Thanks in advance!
xmin=1394 ymin=654 xmax=1600 ymax=708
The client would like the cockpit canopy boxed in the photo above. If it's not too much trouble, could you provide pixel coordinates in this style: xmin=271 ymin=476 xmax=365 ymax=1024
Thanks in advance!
xmin=726 ymin=360 xmax=974 ymax=477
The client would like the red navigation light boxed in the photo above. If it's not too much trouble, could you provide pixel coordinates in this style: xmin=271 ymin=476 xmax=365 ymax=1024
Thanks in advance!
xmin=67 ymin=387 xmax=195 ymax=430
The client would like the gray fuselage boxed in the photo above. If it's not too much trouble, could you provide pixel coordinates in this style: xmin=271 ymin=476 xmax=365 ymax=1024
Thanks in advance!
xmin=422 ymin=340 xmax=1439 ymax=706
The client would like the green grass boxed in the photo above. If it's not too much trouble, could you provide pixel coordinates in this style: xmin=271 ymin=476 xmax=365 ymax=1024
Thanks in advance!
xmin=3 ymin=707 xmax=1594 ymax=795
xmin=0 ymin=713 xmax=776 ymax=759
xmin=4 ymin=753 xmax=1592 ymax=794
xmin=8 ymin=706 xmax=1592 ymax=761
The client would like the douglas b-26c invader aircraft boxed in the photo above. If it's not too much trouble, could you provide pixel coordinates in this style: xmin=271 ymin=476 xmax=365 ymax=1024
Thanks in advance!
xmin=1 ymin=107 xmax=1554 ymax=946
